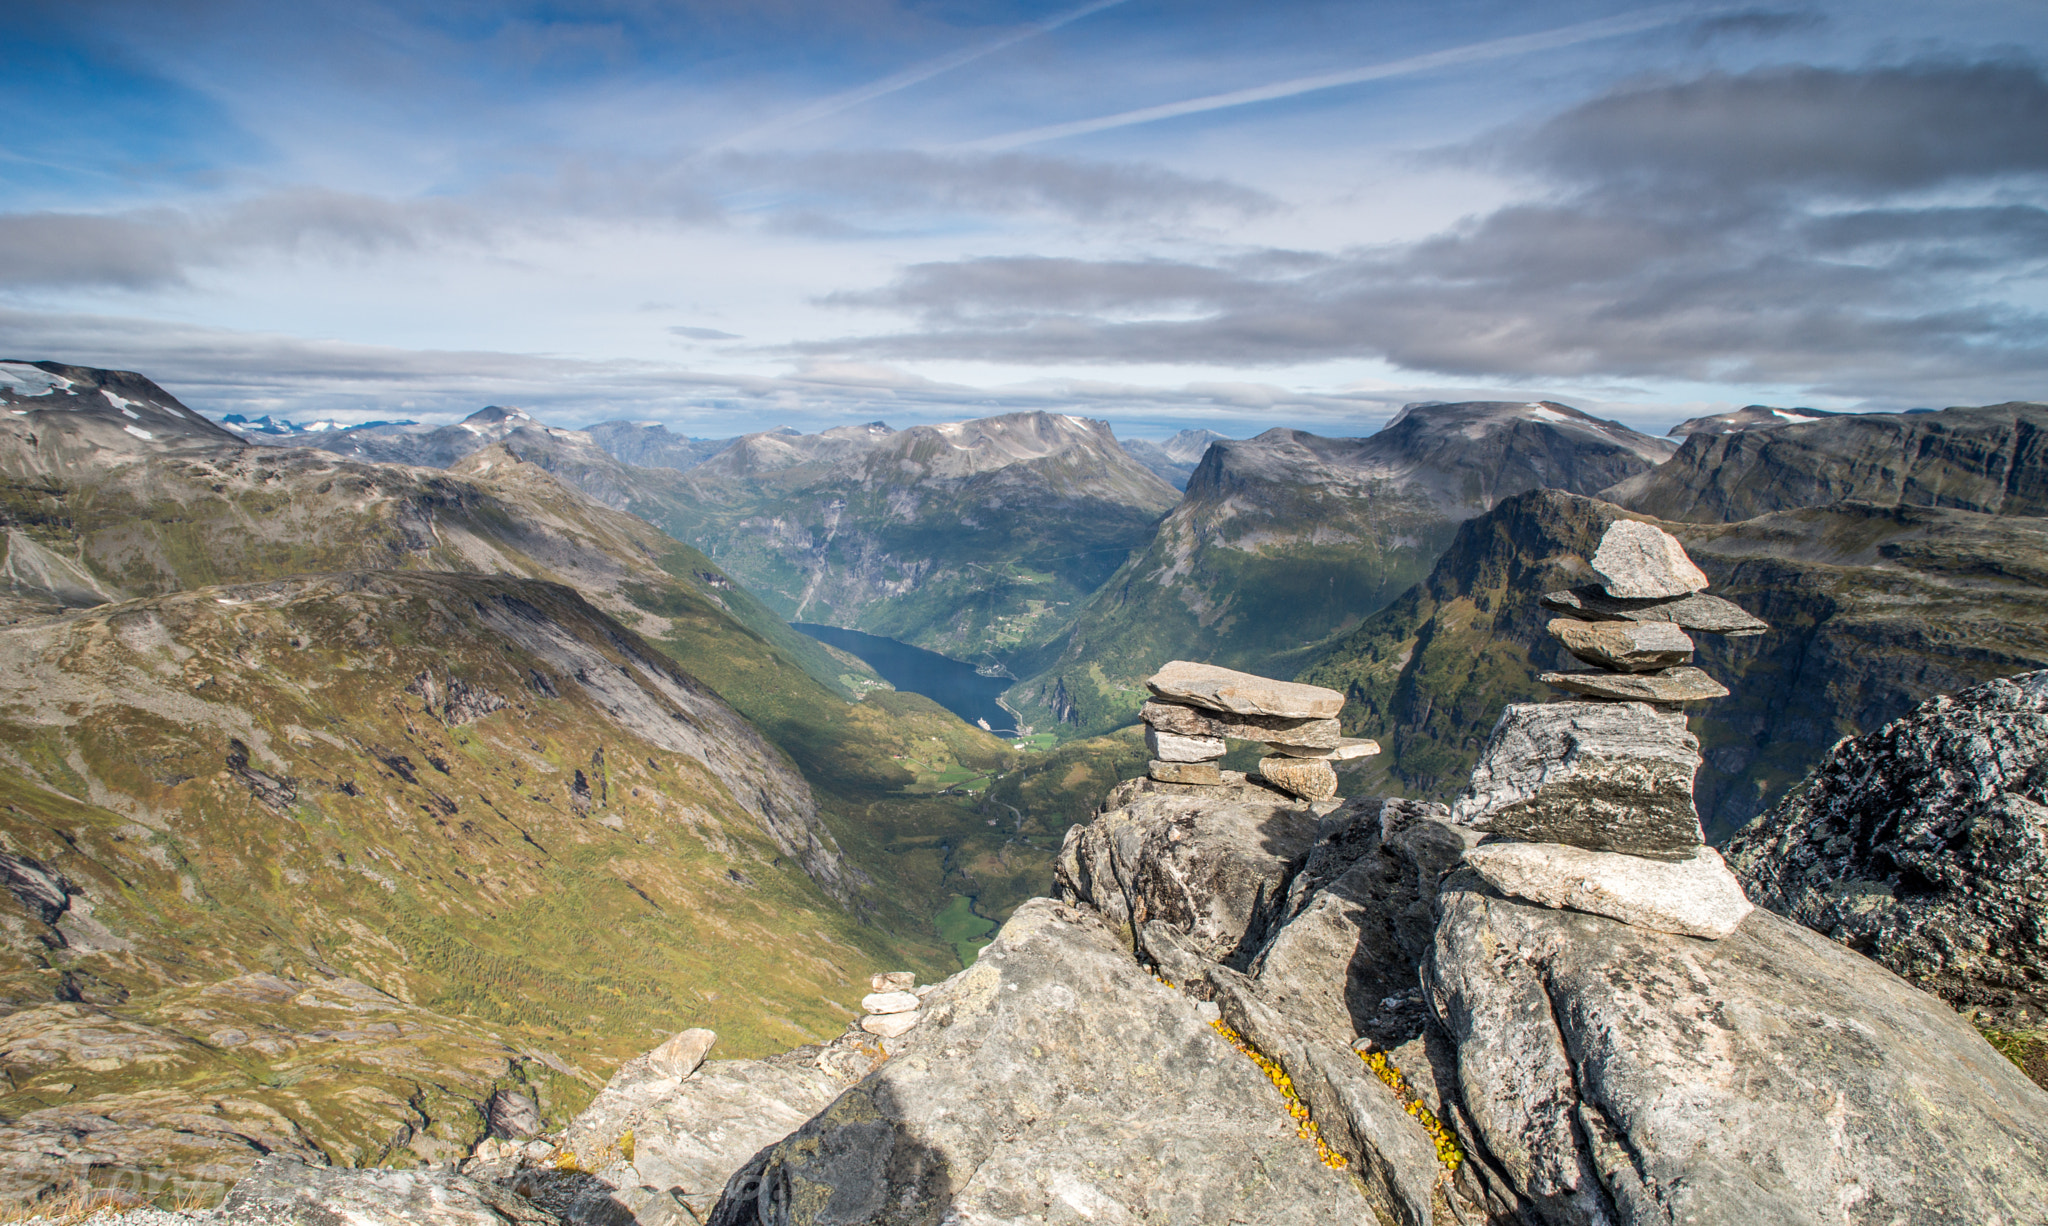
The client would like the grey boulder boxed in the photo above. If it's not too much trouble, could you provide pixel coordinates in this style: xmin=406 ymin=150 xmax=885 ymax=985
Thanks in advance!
xmin=1540 ymin=587 xmax=1769 ymax=636
xmin=1428 ymin=875 xmax=2048 ymax=1225
xmin=1140 ymin=699 xmax=1343 ymax=748
xmin=1450 ymin=701 xmax=1704 ymax=859
xmin=1057 ymin=785 xmax=1319 ymax=968
xmin=1726 ymin=669 xmax=2048 ymax=1020
xmin=1540 ymin=666 xmax=1730 ymax=703
xmin=708 ymin=899 xmax=1374 ymax=1225
xmin=1145 ymin=660 xmax=1346 ymax=719
xmin=1546 ymin=618 xmax=1694 ymax=673
xmin=1462 ymin=842 xmax=1753 ymax=939
xmin=1587 ymin=519 xmax=1708 ymax=599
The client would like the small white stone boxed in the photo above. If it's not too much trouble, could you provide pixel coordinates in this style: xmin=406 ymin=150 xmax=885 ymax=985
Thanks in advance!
xmin=1463 ymin=842 xmax=1753 ymax=939
xmin=861 ymin=990 xmax=920 ymax=1015
xmin=861 ymin=1010 xmax=920 ymax=1038
xmin=870 ymin=970 xmax=915 ymax=992
xmin=1146 ymin=726 xmax=1226 ymax=763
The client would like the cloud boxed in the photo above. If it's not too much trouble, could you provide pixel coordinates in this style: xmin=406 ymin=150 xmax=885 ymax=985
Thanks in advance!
xmin=958 ymin=4 xmax=1703 ymax=152
xmin=793 ymin=58 xmax=2048 ymax=406
xmin=1500 ymin=58 xmax=2048 ymax=197
xmin=670 ymin=326 xmax=743 ymax=340
xmin=0 ymin=190 xmax=483 ymax=289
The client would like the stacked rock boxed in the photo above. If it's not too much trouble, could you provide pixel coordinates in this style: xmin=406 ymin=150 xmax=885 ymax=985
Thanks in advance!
xmin=859 ymin=970 xmax=927 ymax=1039
xmin=1445 ymin=520 xmax=1772 ymax=940
xmin=1535 ymin=518 xmax=1768 ymax=704
xmin=1139 ymin=660 xmax=1380 ymax=802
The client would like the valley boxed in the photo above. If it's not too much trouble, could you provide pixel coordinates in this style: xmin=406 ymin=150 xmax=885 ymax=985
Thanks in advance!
xmin=2 ymin=355 xmax=2045 ymax=1211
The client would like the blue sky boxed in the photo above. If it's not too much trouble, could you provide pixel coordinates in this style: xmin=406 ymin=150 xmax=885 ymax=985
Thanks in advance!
xmin=0 ymin=0 xmax=2044 ymax=439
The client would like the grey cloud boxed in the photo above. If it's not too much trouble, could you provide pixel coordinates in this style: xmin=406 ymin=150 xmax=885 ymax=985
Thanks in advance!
xmin=1682 ymin=8 xmax=1825 ymax=47
xmin=795 ymin=59 xmax=2048 ymax=407
xmin=670 ymin=325 xmax=743 ymax=340
xmin=1506 ymin=58 xmax=2048 ymax=197
xmin=0 ymin=190 xmax=486 ymax=289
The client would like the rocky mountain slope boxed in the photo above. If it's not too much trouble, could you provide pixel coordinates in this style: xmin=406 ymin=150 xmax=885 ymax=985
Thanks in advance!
xmin=1606 ymin=400 xmax=2048 ymax=521
xmin=1006 ymin=402 xmax=1675 ymax=737
xmin=649 ymin=412 xmax=1181 ymax=659
xmin=1120 ymin=427 xmax=1229 ymax=489
xmin=1664 ymin=404 xmax=1840 ymax=436
xmin=1300 ymin=489 xmax=2048 ymax=838
xmin=581 ymin=421 xmax=733 ymax=472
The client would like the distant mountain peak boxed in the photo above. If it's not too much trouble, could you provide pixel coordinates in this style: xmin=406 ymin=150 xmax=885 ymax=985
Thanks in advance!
xmin=1667 ymin=405 xmax=1841 ymax=437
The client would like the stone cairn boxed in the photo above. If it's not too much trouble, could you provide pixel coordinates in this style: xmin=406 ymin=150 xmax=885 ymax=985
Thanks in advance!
xmin=1139 ymin=660 xmax=1380 ymax=802
xmin=858 ymin=970 xmax=928 ymax=1040
xmin=1448 ymin=519 xmax=1770 ymax=939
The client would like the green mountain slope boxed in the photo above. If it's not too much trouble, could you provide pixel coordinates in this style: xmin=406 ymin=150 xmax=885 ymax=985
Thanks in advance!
xmin=1005 ymin=402 xmax=1674 ymax=737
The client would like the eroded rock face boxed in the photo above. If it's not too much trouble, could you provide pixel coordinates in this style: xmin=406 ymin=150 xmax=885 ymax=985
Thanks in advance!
xmin=709 ymin=899 xmax=1374 ymax=1226
xmin=1056 ymin=785 xmax=1319 ymax=968
xmin=1726 ymin=669 xmax=2048 ymax=1019
xmin=1428 ymin=876 xmax=2048 ymax=1226
xmin=1450 ymin=702 xmax=1704 ymax=858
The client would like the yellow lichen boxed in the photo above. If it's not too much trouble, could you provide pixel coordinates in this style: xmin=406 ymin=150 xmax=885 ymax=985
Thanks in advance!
xmin=1210 ymin=1019 xmax=1350 ymax=1170
xmin=1358 ymin=1049 xmax=1464 ymax=1171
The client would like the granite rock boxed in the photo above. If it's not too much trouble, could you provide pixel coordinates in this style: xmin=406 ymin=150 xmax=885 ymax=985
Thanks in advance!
xmin=1146 ymin=660 xmax=1345 ymax=719
xmin=1429 ymin=875 xmax=2048 ymax=1225
xmin=1264 ymin=737 xmax=1382 ymax=760
xmin=1462 ymin=842 xmax=1754 ymax=939
xmin=1140 ymin=699 xmax=1342 ymax=748
xmin=1726 ymin=669 xmax=2048 ymax=1021
xmin=1258 ymin=755 xmax=1340 ymax=801
xmin=217 ymin=1155 xmax=561 ymax=1226
xmin=1540 ymin=586 xmax=1769 ymax=636
xmin=869 ymin=972 xmax=915 ymax=993
xmin=707 ymin=899 xmax=1375 ymax=1226
xmin=1148 ymin=758 xmax=1222 ymax=785
xmin=646 ymin=1028 xmax=717 ymax=1081
xmin=1540 ymin=665 xmax=1729 ymax=703
xmin=1450 ymin=701 xmax=1704 ymax=858
xmin=1057 ymin=786 xmax=1318 ymax=969
xmin=858 ymin=991 xmax=919 ymax=1015
xmin=1588 ymin=519 xmax=1709 ymax=598
xmin=860 ymin=1011 xmax=919 ymax=1038
xmin=1145 ymin=725 xmax=1226 ymax=762
xmin=1546 ymin=618 xmax=1694 ymax=673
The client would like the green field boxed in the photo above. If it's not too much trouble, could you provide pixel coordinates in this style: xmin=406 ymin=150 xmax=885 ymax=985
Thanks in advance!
xmin=936 ymin=894 xmax=999 ymax=967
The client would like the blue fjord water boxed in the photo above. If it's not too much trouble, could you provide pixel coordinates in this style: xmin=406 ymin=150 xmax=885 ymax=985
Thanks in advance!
xmin=794 ymin=623 xmax=1016 ymax=735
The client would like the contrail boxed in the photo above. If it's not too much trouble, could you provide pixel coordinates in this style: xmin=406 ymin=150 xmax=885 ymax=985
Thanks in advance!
xmin=709 ymin=0 xmax=1131 ymax=153
xmin=959 ymin=5 xmax=1704 ymax=151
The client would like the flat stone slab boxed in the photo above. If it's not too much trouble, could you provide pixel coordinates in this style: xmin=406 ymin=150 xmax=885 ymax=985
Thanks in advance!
xmin=1463 ymin=842 xmax=1754 ymax=938
xmin=1146 ymin=660 xmax=1344 ymax=720
xmin=1541 ymin=586 xmax=1769 ymax=636
xmin=860 ymin=1011 xmax=920 ymax=1038
xmin=860 ymin=990 xmax=920 ymax=1015
xmin=1590 ymin=519 xmax=1710 ymax=598
xmin=870 ymin=971 xmax=915 ymax=993
xmin=1258 ymin=756 xmax=1338 ymax=801
xmin=1451 ymin=700 xmax=1704 ymax=858
xmin=1149 ymin=759 xmax=1222 ymax=785
xmin=1146 ymin=725 xmax=1226 ymax=762
xmin=1263 ymin=737 xmax=1381 ymax=761
xmin=1547 ymin=617 xmax=1693 ymax=673
xmin=1542 ymin=665 xmax=1730 ymax=703
xmin=1142 ymin=699 xmax=1341 ymax=748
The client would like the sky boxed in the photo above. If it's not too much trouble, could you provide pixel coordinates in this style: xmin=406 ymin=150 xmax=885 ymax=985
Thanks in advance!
xmin=0 ymin=0 xmax=2044 ymax=441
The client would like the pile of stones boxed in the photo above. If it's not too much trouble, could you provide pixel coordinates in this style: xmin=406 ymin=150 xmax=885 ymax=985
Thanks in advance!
xmin=1140 ymin=660 xmax=1381 ymax=802
xmin=858 ymin=970 xmax=929 ymax=1039
xmin=1536 ymin=517 xmax=1767 ymax=703
xmin=1448 ymin=519 xmax=1769 ymax=939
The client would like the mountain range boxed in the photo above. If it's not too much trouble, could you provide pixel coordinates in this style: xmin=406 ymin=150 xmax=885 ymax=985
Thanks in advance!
xmin=1001 ymin=401 xmax=1676 ymax=734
